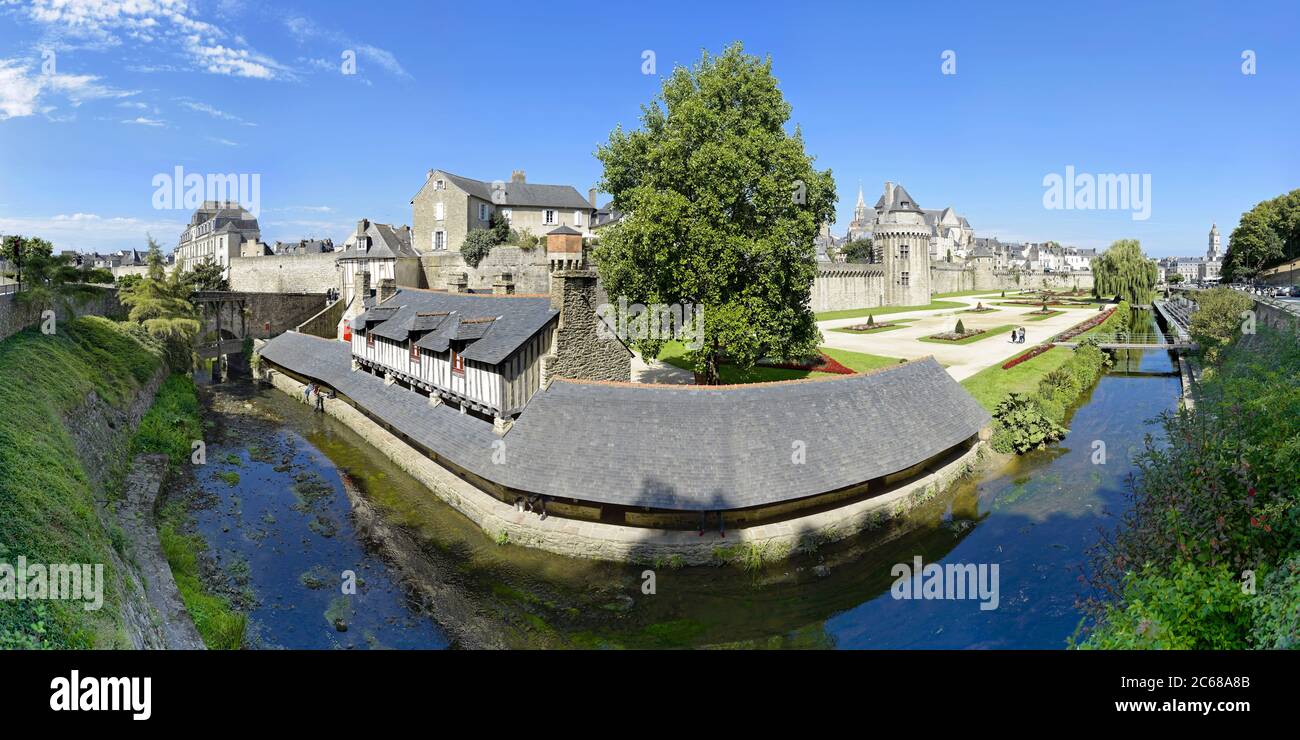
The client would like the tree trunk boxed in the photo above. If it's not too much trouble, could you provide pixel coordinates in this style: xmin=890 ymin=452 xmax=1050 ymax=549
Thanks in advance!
xmin=701 ymin=350 xmax=721 ymax=386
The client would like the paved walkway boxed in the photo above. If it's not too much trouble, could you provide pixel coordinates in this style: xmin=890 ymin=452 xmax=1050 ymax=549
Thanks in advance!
xmin=630 ymin=351 xmax=694 ymax=384
xmin=818 ymin=292 xmax=1100 ymax=381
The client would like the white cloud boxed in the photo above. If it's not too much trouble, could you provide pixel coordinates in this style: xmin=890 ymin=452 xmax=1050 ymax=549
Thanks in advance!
xmin=207 ymin=136 xmax=238 ymax=146
xmin=178 ymin=99 xmax=255 ymax=125
xmin=0 ymin=57 xmax=137 ymax=120
xmin=0 ymin=212 xmax=186 ymax=253
xmin=122 ymin=116 xmax=165 ymax=126
xmin=284 ymin=15 xmax=410 ymax=79
xmin=0 ymin=59 xmax=43 ymax=119
xmin=19 ymin=0 xmax=290 ymax=80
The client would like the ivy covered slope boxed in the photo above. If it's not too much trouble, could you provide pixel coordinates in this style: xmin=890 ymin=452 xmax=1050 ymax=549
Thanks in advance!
xmin=0 ymin=317 xmax=163 ymax=648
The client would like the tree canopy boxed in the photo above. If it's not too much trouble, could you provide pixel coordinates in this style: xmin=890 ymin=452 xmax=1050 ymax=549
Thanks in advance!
xmin=119 ymin=236 xmax=200 ymax=344
xmin=840 ymin=238 xmax=874 ymax=263
xmin=1223 ymin=189 xmax=1299 ymax=281
xmin=1091 ymin=239 xmax=1158 ymax=304
xmin=181 ymin=259 xmax=231 ymax=292
xmin=593 ymin=42 xmax=835 ymax=384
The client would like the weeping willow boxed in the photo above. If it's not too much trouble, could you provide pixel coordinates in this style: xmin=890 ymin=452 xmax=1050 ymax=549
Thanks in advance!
xmin=1091 ymin=239 xmax=1158 ymax=304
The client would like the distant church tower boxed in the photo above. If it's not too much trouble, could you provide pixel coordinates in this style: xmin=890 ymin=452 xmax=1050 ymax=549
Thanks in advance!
xmin=874 ymin=181 xmax=931 ymax=306
xmin=846 ymin=183 xmax=876 ymax=246
xmin=1207 ymin=223 xmax=1221 ymax=261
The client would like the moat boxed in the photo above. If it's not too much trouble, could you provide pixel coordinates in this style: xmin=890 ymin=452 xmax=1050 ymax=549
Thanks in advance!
xmin=173 ymin=338 xmax=1180 ymax=649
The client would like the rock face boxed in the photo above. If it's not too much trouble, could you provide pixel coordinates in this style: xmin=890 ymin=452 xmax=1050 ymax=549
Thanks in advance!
xmin=118 ymin=454 xmax=206 ymax=649
xmin=62 ymin=367 xmax=169 ymax=649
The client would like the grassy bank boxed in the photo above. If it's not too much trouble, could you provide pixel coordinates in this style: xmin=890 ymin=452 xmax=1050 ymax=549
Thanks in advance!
xmin=657 ymin=341 xmax=901 ymax=383
xmin=1078 ymin=325 xmax=1300 ymax=648
xmin=0 ymin=317 xmax=163 ymax=648
xmin=133 ymin=375 xmax=247 ymax=649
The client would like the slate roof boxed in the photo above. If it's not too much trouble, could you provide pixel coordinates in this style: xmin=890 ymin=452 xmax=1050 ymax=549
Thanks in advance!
xmin=350 ymin=289 xmax=556 ymax=365
xmin=416 ymin=171 xmax=593 ymax=210
xmin=338 ymin=221 xmax=417 ymax=260
xmin=259 ymin=332 xmax=990 ymax=511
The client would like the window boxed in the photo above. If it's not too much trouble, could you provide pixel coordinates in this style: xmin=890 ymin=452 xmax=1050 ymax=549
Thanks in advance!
xmin=410 ymin=341 xmax=420 ymax=363
xmin=451 ymin=347 xmax=465 ymax=377
xmin=435 ymin=202 xmax=445 ymax=220
xmin=479 ymin=203 xmax=490 ymax=221
xmin=434 ymin=179 xmax=445 ymax=191
xmin=366 ymin=331 xmax=375 ymax=348
xmin=574 ymin=210 xmax=584 ymax=227
xmin=899 ymin=244 xmax=910 ymax=260
xmin=900 ymin=271 xmax=910 ymax=287
xmin=434 ymin=230 xmax=446 ymax=250
xmin=543 ymin=209 xmax=556 ymax=225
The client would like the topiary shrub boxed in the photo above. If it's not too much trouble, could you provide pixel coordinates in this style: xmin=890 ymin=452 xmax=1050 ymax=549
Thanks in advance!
xmin=955 ymin=319 xmax=966 ymax=335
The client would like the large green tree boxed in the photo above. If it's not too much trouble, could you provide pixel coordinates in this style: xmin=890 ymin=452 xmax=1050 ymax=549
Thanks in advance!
xmin=1222 ymin=189 xmax=1299 ymax=281
xmin=594 ymin=43 xmax=836 ymax=384
xmin=1091 ymin=239 xmax=1158 ymax=304
xmin=181 ymin=259 xmax=231 ymax=292
xmin=119 ymin=236 xmax=200 ymax=344
xmin=840 ymin=238 xmax=874 ymax=263
xmin=1 ymin=235 xmax=54 ymax=283
xmin=14 ymin=249 xmax=113 ymax=318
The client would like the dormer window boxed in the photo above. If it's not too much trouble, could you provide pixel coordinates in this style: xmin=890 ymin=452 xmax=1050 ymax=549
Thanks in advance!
xmin=434 ymin=179 xmax=445 ymax=191
xmin=451 ymin=346 xmax=465 ymax=377
xmin=410 ymin=341 xmax=420 ymax=363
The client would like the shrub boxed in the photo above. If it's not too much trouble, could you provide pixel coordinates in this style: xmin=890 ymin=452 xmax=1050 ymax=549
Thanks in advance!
xmin=866 ymin=314 xmax=875 ymax=326
xmin=1189 ymin=287 xmax=1255 ymax=362
xmin=1077 ymin=561 xmax=1253 ymax=649
xmin=991 ymin=393 xmax=1065 ymax=453
xmin=955 ymin=319 xmax=966 ymax=335
xmin=460 ymin=228 xmax=497 ymax=268
xmin=1251 ymin=556 xmax=1300 ymax=649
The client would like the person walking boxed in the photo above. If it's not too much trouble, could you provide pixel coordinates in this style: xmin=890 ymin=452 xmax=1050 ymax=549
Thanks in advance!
xmin=315 ymin=388 xmax=326 ymax=413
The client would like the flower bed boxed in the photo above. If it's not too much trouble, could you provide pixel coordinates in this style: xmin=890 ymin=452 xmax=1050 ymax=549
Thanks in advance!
xmin=1002 ymin=343 xmax=1053 ymax=369
xmin=757 ymin=351 xmax=854 ymax=374
xmin=1052 ymin=305 xmax=1117 ymax=343
xmin=845 ymin=321 xmax=901 ymax=332
xmin=928 ymin=329 xmax=986 ymax=342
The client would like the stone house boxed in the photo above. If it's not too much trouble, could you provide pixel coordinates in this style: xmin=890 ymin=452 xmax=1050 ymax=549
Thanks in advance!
xmin=173 ymin=201 xmax=261 ymax=273
xmin=410 ymin=169 xmax=596 ymax=255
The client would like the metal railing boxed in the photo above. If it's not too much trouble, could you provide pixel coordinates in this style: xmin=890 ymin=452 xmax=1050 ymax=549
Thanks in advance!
xmin=0 ymin=283 xmax=21 ymax=296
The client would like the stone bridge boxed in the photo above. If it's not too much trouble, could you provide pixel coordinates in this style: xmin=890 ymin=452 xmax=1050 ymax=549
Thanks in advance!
xmin=192 ymin=291 xmax=330 ymax=370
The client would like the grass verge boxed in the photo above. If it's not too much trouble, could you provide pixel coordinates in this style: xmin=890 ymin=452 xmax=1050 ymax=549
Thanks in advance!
xmin=815 ymin=300 xmax=966 ymax=322
xmin=657 ymin=341 xmax=902 ymax=384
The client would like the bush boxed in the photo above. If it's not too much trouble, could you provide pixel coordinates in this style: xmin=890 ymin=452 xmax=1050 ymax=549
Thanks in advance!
xmin=955 ymin=319 xmax=966 ymax=335
xmin=1077 ymin=561 xmax=1253 ymax=649
xmin=1189 ymin=287 xmax=1255 ymax=362
xmin=991 ymin=393 xmax=1065 ymax=453
xmin=1251 ymin=556 xmax=1300 ymax=649
xmin=460 ymin=228 xmax=497 ymax=268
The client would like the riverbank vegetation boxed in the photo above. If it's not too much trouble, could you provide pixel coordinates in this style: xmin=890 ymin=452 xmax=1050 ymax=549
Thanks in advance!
xmin=1222 ymin=188 xmax=1300 ymax=282
xmin=1186 ymin=287 xmax=1256 ymax=364
xmin=0 ymin=317 xmax=163 ymax=648
xmin=132 ymin=375 xmax=247 ymax=649
xmin=1078 ymin=315 xmax=1300 ymax=648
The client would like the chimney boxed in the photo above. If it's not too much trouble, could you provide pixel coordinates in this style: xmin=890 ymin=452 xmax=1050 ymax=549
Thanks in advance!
xmin=353 ymin=270 xmax=371 ymax=304
xmin=492 ymin=272 xmax=515 ymax=295
xmin=588 ymin=188 xmax=598 ymax=209
xmin=445 ymin=272 xmax=469 ymax=293
xmin=545 ymin=225 xmax=584 ymax=273
xmin=356 ymin=219 xmax=369 ymax=237
xmin=427 ymin=169 xmax=435 ymax=180
xmin=511 ymin=169 xmax=526 ymax=184
xmin=884 ymin=181 xmax=894 ymax=205
xmin=378 ymin=278 xmax=397 ymax=303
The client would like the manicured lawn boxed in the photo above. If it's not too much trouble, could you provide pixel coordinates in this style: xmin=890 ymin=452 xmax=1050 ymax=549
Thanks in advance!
xmin=829 ymin=318 xmax=916 ymax=335
xmin=933 ymin=289 xmax=1004 ymax=299
xmin=815 ymin=300 xmax=966 ymax=322
xmin=960 ymin=346 xmax=1074 ymax=411
xmin=657 ymin=342 xmax=902 ymax=384
xmin=919 ymin=324 xmax=1017 ymax=345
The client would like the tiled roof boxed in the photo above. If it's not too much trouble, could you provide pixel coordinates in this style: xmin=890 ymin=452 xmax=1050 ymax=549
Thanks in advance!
xmin=353 ymin=289 xmax=556 ymax=365
xmin=418 ymin=171 xmax=593 ymax=210
xmin=259 ymin=332 xmax=990 ymax=511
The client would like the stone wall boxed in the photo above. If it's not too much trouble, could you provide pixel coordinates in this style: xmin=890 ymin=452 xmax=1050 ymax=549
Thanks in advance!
xmin=813 ymin=265 xmax=885 ymax=312
xmin=227 ymin=252 xmax=339 ymax=294
xmin=420 ymin=245 xmax=551 ymax=294
xmin=0 ymin=287 xmax=123 ymax=344
xmin=297 ymin=297 xmax=346 ymax=339
xmin=545 ymin=269 xmax=632 ymax=382
xmin=1253 ymin=296 xmax=1300 ymax=335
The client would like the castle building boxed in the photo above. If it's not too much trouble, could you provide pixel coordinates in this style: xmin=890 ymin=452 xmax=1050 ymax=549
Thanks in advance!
xmin=873 ymin=182 xmax=932 ymax=306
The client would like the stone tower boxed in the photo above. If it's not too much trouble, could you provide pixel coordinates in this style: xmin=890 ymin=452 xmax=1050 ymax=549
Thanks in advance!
xmin=1208 ymin=223 xmax=1221 ymax=262
xmin=874 ymin=182 xmax=931 ymax=306
xmin=541 ymin=226 xmax=631 ymax=384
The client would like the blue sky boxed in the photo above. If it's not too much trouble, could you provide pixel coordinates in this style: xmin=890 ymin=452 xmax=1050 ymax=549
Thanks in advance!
xmin=1 ymin=0 xmax=1296 ymax=257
